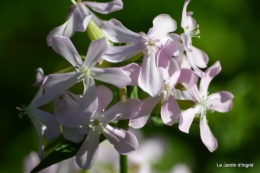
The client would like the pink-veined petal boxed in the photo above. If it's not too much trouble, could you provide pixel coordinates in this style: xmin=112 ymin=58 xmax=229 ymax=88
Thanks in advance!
xmin=76 ymin=130 xmax=100 ymax=169
xmin=190 ymin=46 xmax=209 ymax=68
xmin=161 ymin=95 xmax=181 ymax=126
xmin=208 ymin=91 xmax=234 ymax=113
xmin=31 ymin=120 xmax=44 ymax=159
xmin=121 ymin=63 xmax=141 ymax=86
xmin=102 ymin=99 xmax=142 ymax=123
xmin=102 ymin=19 xmax=142 ymax=43
xmin=84 ymin=37 xmax=109 ymax=69
xmin=43 ymin=72 xmax=79 ymax=95
xmin=92 ymin=67 xmax=130 ymax=88
xmin=102 ymin=125 xmax=138 ymax=154
xmin=103 ymin=43 xmax=145 ymax=63
xmin=138 ymin=51 xmax=164 ymax=97
xmin=84 ymin=0 xmax=123 ymax=14
xmin=62 ymin=126 xmax=85 ymax=143
xmin=199 ymin=61 xmax=221 ymax=96
xmin=129 ymin=96 xmax=161 ymax=129
xmin=179 ymin=107 xmax=199 ymax=133
xmin=148 ymin=14 xmax=177 ymax=39
xmin=200 ymin=115 xmax=218 ymax=152
xmin=51 ymin=36 xmax=83 ymax=66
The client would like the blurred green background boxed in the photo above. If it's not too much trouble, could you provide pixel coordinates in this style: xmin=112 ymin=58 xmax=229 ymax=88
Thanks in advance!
xmin=0 ymin=0 xmax=259 ymax=172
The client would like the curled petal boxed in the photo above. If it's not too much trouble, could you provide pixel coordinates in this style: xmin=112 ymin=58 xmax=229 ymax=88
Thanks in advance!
xmin=129 ymin=96 xmax=161 ymax=129
xmin=157 ymin=40 xmax=177 ymax=68
xmin=181 ymin=0 xmax=197 ymax=32
xmin=92 ymin=67 xmax=130 ymax=88
xmin=71 ymin=4 xmax=92 ymax=32
xmin=177 ymin=68 xmax=198 ymax=89
xmin=200 ymin=115 xmax=218 ymax=152
xmin=190 ymin=46 xmax=209 ymax=68
xmin=161 ymin=96 xmax=181 ymax=126
xmin=84 ymin=37 xmax=109 ymax=69
xmin=200 ymin=61 xmax=221 ymax=96
xmin=181 ymin=33 xmax=192 ymax=52
xmin=31 ymin=120 xmax=44 ymax=159
xmin=84 ymin=0 xmax=123 ymax=14
xmin=32 ymin=109 xmax=61 ymax=141
xmin=148 ymin=14 xmax=177 ymax=39
xmin=121 ymin=63 xmax=141 ymax=86
xmin=43 ymin=72 xmax=79 ymax=95
xmin=103 ymin=125 xmax=139 ymax=154
xmin=33 ymin=68 xmax=44 ymax=87
xmin=76 ymin=131 xmax=100 ymax=169
xmin=179 ymin=107 xmax=199 ymax=133
xmin=102 ymin=19 xmax=142 ymax=43
xmin=208 ymin=91 xmax=234 ymax=113
xmin=51 ymin=36 xmax=83 ymax=66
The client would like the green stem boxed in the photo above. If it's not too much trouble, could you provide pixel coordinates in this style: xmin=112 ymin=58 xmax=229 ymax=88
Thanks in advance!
xmin=120 ymin=154 xmax=128 ymax=173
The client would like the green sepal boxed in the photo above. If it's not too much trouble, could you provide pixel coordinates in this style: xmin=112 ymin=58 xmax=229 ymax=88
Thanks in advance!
xmin=86 ymin=20 xmax=105 ymax=41
xmin=129 ymin=86 xmax=139 ymax=99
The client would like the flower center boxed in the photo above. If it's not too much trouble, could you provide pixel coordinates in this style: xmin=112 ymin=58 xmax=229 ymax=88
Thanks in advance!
xmin=16 ymin=105 xmax=31 ymax=118
xmin=196 ymin=95 xmax=213 ymax=116
xmin=161 ymin=83 xmax=176 ymax=101
xmin=75 ymin=66 xmax=95 ymax=82
xmin=89 ymin=118 xmax=104 ymax=133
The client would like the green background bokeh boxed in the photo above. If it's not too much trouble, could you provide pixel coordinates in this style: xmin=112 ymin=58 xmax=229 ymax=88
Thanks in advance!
xmin=0 ymin=0 xmax=259 ymax=172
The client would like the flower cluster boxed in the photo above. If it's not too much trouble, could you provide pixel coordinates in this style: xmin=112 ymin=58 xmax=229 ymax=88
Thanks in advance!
xmin=18 ymin=0 xmax=234 ymax=171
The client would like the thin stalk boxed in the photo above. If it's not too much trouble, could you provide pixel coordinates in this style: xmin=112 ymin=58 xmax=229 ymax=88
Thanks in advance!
xmin=120 ymin=154 xmax=128 ymax=173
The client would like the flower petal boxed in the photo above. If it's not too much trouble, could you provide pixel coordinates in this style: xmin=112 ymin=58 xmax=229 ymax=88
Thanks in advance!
xmin=103 ymin=43 xmax=145 ymax=63
xmin=103 ymin=98 xmax=142 ymax=122
xmin=138 ymin=51 xmax=164 ymax=97
xmin=181 ymin=0 xmax=197 ymax=32
xmin=190 ymin=46 xmax=209 ymax=68
xmin=177 ymin=68 xmax=198 ymax=89
xmin=80 ymin=77 xmax=98 ymax=115
xmin=102 ymin=19 xmax=142 ymax=43
xmin=178 ymin=107 xmax=199 ymax=133
xmin=51 ymin=36 xmax=83 ymax=66
xmin=33 ymin=68 xmax=44 ymax=87
xmin=84 ymin=0 xmax=123 ymax=14
xmin=208 ymin=91 xmax=234 ymax=113
xmin=84 ymin=37 xmax=109 ymax=69
xmin=161 ymin=95 xmax=181 ymax=126
xmin=62 ymin=126 xmax=85 ymax=143
xmin=199 ymin=61 xmax=221 ymax=96
xmin=76 ymin=130 xmax=100 ymax=169
xmin=92 ymin=67 xmax=130 ymax=88
xmin=129 ymin=96 xmax=161 ymax=129
xmin=157 ymin=40 xmax=177 ymax=68
xmin=95 ymin=85 xmax=113 ymax=115
xmin=148 ymin=14 xmax=177 ymax=39
xmin=121 ymin=63 xmax=141 ymax=86
xmin=103 ymin=125 xmax=138 ymax=154
xmin=43 ymin=72 xmax=79 ymax=95
xmin=31 ymin=120 xmax=44 ymax=159
xmin=71 ymin=4 xmax=92 ymax=32
xmin=181 ymin=33 xmax=192 ymax=52
xmin=200 ymin=115 xmax=218 ymax=152
xmin=32 ymin=109 xmax=61 ymax=141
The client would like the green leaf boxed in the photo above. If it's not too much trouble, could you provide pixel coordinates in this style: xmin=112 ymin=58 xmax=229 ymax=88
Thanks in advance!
xmin=31 ymin=135 xmax=106 ymax=173
xmin=176 ymin=99 xmax=195 ymax=110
